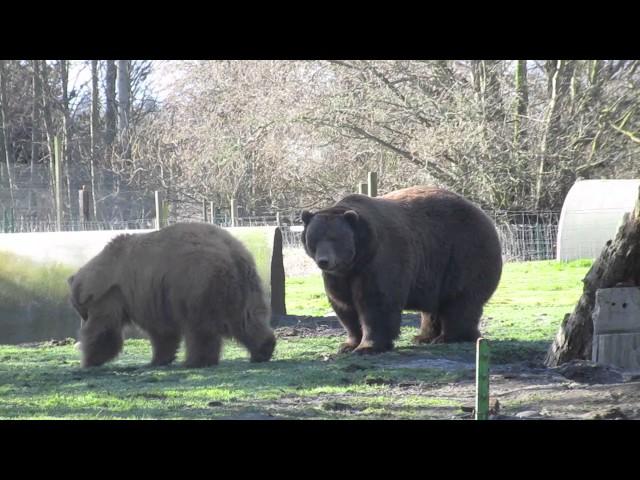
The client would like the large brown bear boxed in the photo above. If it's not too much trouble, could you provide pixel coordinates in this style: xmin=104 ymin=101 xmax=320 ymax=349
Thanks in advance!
xmin=302 ymin=186 xmax=502 ymax=354
xmin=68 ymin=223 xmax=276 ymax=368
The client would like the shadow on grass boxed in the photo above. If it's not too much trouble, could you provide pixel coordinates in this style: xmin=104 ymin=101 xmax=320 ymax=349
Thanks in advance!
xmin=390 ymin=338 xmax=551 ymax=365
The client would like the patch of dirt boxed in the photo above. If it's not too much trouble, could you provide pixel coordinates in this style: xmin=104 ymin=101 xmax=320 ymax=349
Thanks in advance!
xmin=275 ymin=325 xmax=344 ymax=338
xmin=17 ymin=337 xmax=76 ymax=348
xmin=220 ymin=411 xmax=277 ymax=420
xmin=551 ymin=360 xmax=626 ymax=384
xmin=321 ymin=400 xmax=363 ymax=412
xmin=273 ymin=313 xmax=421 ymax=331
xmin=438 ymin=365 xmax=640 ymax=420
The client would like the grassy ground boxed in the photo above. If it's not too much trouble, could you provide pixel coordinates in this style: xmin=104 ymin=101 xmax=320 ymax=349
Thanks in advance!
xmin=0 ymin=259 xmax=592 ymax=419
xmin=286 ymin=259 xmax=591 ymax=343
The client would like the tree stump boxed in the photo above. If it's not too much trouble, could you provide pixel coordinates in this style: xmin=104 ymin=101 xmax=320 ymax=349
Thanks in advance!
xmin=545 ymin=186 xmax=640 ymax=367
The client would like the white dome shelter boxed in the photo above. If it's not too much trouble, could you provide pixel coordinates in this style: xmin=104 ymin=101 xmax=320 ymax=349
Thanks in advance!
xmin=557 ymin=179 xmax=640 ymax=261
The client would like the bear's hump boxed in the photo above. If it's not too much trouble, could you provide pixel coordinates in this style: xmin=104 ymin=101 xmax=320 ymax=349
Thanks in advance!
xmin=381 ymin=186 xmax=456 ymax=202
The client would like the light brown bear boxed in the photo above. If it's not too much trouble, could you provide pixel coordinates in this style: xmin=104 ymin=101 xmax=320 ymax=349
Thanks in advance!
xmin=68 ymin=223 xmax=276 ymax=368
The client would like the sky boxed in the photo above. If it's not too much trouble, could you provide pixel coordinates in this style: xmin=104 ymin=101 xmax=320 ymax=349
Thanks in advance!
xmin=68 ymin=60 xmax=178 ymax=103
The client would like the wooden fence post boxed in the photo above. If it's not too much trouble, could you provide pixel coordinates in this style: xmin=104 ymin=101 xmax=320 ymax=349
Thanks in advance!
xmin=54 ymin=135 xmax=62 ymax=231
xmin=154 ymin=191 xmax=163 ymax=230
xmin=79 ymin=186 xmax=90 ymax=230
xmin=475 ymin=338 xmax=490 ymax=420
xmin=358 ymin=183 xmax=368 ymax=195
xmin=368 ymin=171 xmax=378 ymax=197
xmin=210 ymin=201 xmax=215 ymax=224
xmin=230 ymin=198 xmax=237 ymax=227
xmin=3 ymin=208 xmax=14 ymax=233
xmin=202 ymin=199 xmax=208 ymax=223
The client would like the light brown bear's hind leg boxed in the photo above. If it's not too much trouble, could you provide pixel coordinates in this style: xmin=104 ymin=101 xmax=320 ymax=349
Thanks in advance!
xmin=148 ymin=329 xmax=181 ymax=366
xmin=184 ymin=328 xmax=222 ymax=368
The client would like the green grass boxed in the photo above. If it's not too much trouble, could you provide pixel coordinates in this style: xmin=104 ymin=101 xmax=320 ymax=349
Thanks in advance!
xmin=286 ymin=259 xmax=591 ymax=343
xmin=226 ymin=227 xmax=275 ymax=294
xmin=0 ymin=336 xmax=467 ymax=419
xmin=0 ymin=259 xmax=593 ymax=419
xmin=483 ymin=259 xmax=591 ymax=342
xmin=285 ymin=275 xmax=331 ymax=316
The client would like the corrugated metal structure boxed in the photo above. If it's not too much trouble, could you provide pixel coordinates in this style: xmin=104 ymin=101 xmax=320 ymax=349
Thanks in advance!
xmin=557 ymin=179 xmax=640 ymax=261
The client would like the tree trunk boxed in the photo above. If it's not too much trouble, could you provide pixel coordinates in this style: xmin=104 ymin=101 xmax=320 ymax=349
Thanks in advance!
xmin=59 ymin=60 xmax=72 ymax=221
xmin=30 ymin=60 xmax=42 ymax=184
xmin=117 ymin=60 xmax=130 ymax=157
xmin=39 ymin=60 xmax=56 ymax=204
xmin=534 ymin=60 xmax=575 ymax=210
xmin=545 ymin=186 xmax=640 ymax=366
xmin=471 ymin=60 xmax=504 ymax=122
xmin=90 ymin=60 xmax=100 ymax=220
xmin=0 ymin=60 xmax=15 ymax=208
xmin=514 ymin=60 xmax=528 ymax=149
xmin=104 ymin=60 xmax=117 ymax=147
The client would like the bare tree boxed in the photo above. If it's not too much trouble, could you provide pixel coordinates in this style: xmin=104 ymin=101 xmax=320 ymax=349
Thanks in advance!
xmin=0 ymin=60 xmax=16 ymax=207
xmin=30 ymin=60 xmax=42 ymax=184
xmin=38 ymin=60 xmax=57 ymax=201
xmin=59 ymin=60 xmax=73 ymax=217
xmin=90 ymin=60 xmax=100 ymax=219
xmin=117 ymin=60 xmax=131 ymax=158
xmin=104 ymin=60 xmax=117 ymax=147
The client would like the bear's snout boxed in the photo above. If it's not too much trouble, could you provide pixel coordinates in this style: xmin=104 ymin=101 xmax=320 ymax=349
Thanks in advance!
xmin=316 ymin=256 xmax=331 ymax=270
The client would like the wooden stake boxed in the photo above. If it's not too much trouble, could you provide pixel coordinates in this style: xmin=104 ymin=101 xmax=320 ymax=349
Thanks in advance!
xmin=475 ymin=338 xmax=490 ymax=420
xmin=368 ymin=171 xmax=378 ymax=197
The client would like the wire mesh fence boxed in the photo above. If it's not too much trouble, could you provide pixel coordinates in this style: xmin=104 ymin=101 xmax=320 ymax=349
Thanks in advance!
xmin=227 ymin=210 xmax=562 ymax=261
xmin=0 ymin=185 xmax=562 ymax=262
xmin=488 ymin=211 xmax=560 ymax=262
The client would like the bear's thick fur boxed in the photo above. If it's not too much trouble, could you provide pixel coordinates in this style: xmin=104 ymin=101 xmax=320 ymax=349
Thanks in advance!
xmin=68 ymin=223 xmax=276 ymax=368
xmin=302 ymin=186 xmax=502 ymax=354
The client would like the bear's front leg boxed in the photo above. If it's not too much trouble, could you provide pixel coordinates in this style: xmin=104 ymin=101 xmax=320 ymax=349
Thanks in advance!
xmin=330 ymin=301 xmax=363 ymax=353
xmin=324 ymin=275 xmax=362 ymax=354
xmin=352 ymin=307 xmax=401 ymax=355
xmin=350 ymin=274 xmax=403 ymax=354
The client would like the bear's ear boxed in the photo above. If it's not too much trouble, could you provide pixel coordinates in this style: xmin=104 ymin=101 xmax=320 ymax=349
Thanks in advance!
xmin=344 ymin=210 xmax=359 ymax=226
xmin=67 ymin=274 xmax=75 ymax=286
xmin=301 ymin=210 xmax=315 ymax=225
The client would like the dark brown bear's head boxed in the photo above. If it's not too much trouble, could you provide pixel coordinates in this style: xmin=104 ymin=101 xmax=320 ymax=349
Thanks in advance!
xmin=301 ymin=208 xmax=362 ymax=275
